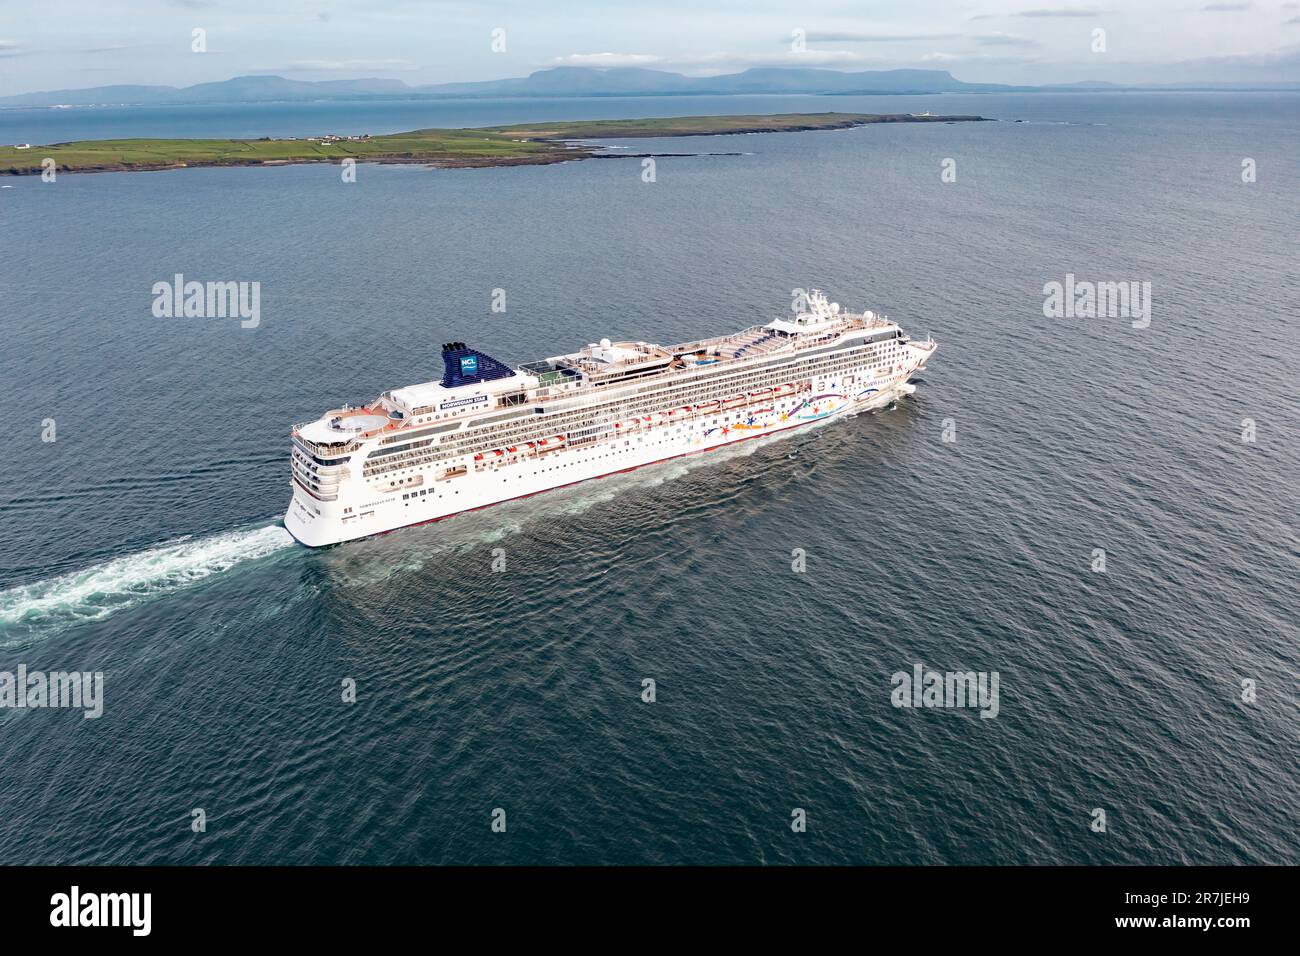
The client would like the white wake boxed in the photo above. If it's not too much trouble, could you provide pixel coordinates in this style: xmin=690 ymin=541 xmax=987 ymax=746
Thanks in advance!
xmin=0 ymin=524 xmax=294 ymax=639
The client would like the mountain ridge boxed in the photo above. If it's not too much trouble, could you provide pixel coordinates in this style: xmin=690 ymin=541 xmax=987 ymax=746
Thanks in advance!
xmin=3 ymin=66 xmax=1296 ymax=107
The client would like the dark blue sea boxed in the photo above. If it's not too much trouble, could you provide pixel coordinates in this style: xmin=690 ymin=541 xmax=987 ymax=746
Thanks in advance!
xmin=0 ymin=92 xmax=1296 ymax=865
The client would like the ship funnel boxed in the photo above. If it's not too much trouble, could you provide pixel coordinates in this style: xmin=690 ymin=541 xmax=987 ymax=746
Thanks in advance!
xmin=440 ymin=343 xmax=516 ymax=389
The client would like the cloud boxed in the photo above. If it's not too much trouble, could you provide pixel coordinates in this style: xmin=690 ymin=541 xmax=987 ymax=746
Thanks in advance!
xmin=801 ymin=31 xmax=957 ymax=42
xmin=549 ymin=52 xmax=666 ymax=68
xmin=551 ymin=49 xmax=908 ymax=73
xmin=78 ymin=44 xmax=149 ymax=55
xmin=754 ymin=49 xmax=873 ymax=66
xmin=975 ymin=7 xmax=1107 ymax=17
xmin=0 ymin=39 xmax=22 ymax=58
xmin=285 ymin=58 xmax=418 ymax=72
xmin=921 ymin=50 xmax=1042 ymax=65
xmin=1201 ymin=2 xmax=1251 ymax=10
xmin=974 ymin=32 xmax=1040 ymax=46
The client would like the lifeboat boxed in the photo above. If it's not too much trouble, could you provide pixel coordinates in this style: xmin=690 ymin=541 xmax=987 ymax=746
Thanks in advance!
xmin=491 ymin=448 xmax=504 ymax=457
xmin=723 ymin=394 xmax=746 ymax=408
xmin=506 ymin=446 xmax=518 ymax=453
xmin=774 ymin=383 xmax=795 ymax=396
xmin=696 ymin=399 xmax=721 ymax=410
xmin=473 ymin=453 xmax=485 ymax=461
xmin=750 ymin=388 xmax=772 ymax=398
xmin=525 ymin=441 xmax=537 ymax=450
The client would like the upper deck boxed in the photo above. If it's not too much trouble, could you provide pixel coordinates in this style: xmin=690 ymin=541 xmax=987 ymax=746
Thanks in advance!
xmin=292 ymin=291 xmax=898 ymax=457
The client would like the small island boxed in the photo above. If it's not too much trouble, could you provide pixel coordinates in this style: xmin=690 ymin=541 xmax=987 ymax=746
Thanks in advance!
xmin=0 ymin=112 xmax=991 ymax=176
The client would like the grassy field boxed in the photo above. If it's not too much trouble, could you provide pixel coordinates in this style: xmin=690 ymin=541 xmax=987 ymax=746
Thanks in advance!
xmin=0 ymin=112 xmax=987 ymax=175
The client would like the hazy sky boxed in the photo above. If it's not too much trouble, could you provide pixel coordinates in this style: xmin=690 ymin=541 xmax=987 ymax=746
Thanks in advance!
xmin=2 ymin=0 xmax=1299 ymax=94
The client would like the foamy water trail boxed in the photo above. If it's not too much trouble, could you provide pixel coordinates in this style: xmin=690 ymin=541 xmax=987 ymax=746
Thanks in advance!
xmin=0 ymin=524 xmax=294 ymax=643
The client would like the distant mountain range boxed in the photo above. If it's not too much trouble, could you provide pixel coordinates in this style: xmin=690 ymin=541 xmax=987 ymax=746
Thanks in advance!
xmin=2 ymin=67 xmax=1295 ymax=108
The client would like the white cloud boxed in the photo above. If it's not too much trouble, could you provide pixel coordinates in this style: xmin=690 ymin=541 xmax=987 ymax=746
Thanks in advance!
xmin=974 ymin=32 xmax=1039 ymax=46
xmin=285 ymin=58 xmax=418 ymax=72
xmin=802 ymin=32 xmax=958 ymax=42
xmin=549 ymin=53 xmax=666 ymax=68
xmin=973 ymin=6 xmax=1108 ymax=17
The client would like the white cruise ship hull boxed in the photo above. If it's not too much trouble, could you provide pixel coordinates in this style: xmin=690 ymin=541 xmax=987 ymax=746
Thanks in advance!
xmin=284 ymin=371 xmax=921 ymax=548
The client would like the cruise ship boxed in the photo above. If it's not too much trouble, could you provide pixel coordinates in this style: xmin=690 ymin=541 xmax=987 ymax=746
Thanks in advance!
xmin=284 ymin=291 xmax=937 ymax=547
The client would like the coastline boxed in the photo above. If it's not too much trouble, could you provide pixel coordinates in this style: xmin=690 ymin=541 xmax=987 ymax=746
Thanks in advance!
xmin=0 ymin=112 xmax=991 ymax=176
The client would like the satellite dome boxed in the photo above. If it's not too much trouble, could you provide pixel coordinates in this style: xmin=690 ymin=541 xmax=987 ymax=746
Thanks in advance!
xmin=830 ymin=302 xmax=840 ymax=314
xmin=864 ymin=310 xmax=875 ymax=320
xmin=599 ymin=338 xmax=612 ymax=349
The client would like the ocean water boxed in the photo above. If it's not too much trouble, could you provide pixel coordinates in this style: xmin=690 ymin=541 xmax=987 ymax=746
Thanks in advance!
xmin=0 ymin=93 xmax=1296 ymax=865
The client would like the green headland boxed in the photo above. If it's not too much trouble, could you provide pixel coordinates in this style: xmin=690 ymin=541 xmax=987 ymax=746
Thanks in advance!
xmin=0 ymin=112 xmax=990 ymax=176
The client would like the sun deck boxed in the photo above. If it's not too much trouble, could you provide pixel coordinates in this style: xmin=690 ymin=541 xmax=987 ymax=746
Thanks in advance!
xmin=292 ymin=292 xmax=896 ymax=457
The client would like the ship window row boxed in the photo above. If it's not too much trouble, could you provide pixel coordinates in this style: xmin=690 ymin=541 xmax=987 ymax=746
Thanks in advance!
xmin=457 ymin=350 xmax=873 ymax=440
xmin=360 ymin=358 xmax=881 ymax=480
xmin=363 ymin=339 xmax=895 ymax=461
xmin=478 ymin=346 xmax=872 ymax=434
xmin=361 ymin=382 xmax=849 ymax=480
xmin=292 ymin=460 xmax=340 ymax=491
xmin=394 ymin=351 xmax=875 ymax=465
xmin=542 ymin=340 xmax=891 ymax=417
xmin=377 ymin=420 xmax=462 ymax=445
xmin=291 ymin=441 xmax=353 ymax=466
xmin=359 ymin=342 xmax=907 ymax=479
xmin=523 ymin=339 xmax=856 ymax=419
xmin=367 ymin=437 xmax=437 ymax=460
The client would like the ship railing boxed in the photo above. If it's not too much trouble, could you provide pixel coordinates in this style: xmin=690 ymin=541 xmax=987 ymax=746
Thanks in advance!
xmin=292 ymin=433 xmax=361 ymax=457
xmin=670 ymin=325 xmax=767 ymax=355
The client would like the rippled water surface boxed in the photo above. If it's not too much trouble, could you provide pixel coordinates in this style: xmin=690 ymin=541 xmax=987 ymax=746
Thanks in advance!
xmin=0 ymin=93 xmax=1296 ymax=864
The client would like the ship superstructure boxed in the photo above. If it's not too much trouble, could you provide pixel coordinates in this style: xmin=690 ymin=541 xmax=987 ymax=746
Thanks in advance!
xmin=285 ymin=291 xmax=937 ymax=546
